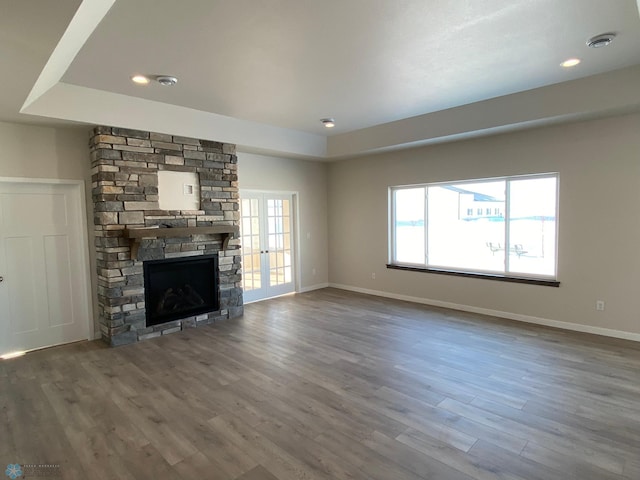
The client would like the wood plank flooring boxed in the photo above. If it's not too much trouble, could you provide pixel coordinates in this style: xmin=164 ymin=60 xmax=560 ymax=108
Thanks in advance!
xmin=2 ymin=288 xmax=640 ymax=479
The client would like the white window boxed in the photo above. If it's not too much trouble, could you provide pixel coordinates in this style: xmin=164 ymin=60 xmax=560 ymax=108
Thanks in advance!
xmin=390 ymin=174 xmax=558 ymax=279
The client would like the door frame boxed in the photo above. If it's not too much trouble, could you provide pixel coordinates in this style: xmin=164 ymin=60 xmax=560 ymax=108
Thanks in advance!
xmin=0 ymin=176 xmax=94 ymax=345
xmin=240 ymin=189 xmax=300 ymax=302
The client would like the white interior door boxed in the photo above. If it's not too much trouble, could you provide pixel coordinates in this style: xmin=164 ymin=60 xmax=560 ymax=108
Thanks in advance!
xmin=0 ymin=181 xmax=90 ymax=356
xmin=240 ymin=192 xmax=295 ymax=303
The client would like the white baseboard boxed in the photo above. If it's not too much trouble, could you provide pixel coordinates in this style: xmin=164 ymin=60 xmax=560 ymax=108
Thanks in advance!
xmin=245 ymin=284 xmax=328 ymax=305
xmin=298 ymin=283 xmax=330 ymax=293
xmin=329 ymin=283 xmax=640 ymax=343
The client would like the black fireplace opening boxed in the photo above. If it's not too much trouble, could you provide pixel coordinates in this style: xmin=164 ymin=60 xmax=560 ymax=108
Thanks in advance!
xmin=143 ymin=255 xmax=219 ymax=327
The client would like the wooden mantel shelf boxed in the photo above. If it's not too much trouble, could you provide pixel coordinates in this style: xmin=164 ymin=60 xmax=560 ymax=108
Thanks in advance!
xmin=124 ymin=226 xmax=239 ymax=259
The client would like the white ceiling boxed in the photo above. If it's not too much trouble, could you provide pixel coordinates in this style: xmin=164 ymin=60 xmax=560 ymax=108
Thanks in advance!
xmin=4 ymin=0 xmax=640 ymax=158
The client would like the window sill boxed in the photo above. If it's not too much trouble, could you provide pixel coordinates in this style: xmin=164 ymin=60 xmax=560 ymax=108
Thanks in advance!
xmin=386 ymin=264 xmax=560 ymax=287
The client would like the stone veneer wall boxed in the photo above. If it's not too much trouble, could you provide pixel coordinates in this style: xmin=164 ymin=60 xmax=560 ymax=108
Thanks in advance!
xmin=89 ymin=126 xmax=242 ymax=346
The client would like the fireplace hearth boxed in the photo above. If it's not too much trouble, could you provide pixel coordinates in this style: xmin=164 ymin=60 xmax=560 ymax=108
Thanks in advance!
xmin=144 ymin=255 xmax=219 ymax=326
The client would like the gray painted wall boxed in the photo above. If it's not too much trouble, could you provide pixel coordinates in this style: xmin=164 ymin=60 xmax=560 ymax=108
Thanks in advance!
xmin=328 ymin=112 xmax=640 ymax=337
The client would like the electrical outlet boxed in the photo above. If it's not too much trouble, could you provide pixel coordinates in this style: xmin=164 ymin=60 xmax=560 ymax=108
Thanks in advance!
xmin=372 ymin=272 xmax=376 ymax=280
xmin=312 ymin=268 xmax=316 ymax=276
xmin=596 ymin=300 xmax=605 ymax=311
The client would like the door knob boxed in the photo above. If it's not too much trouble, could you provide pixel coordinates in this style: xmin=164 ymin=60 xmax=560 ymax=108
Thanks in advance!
xmin=0 ymin=276 xmax=3 ymax=282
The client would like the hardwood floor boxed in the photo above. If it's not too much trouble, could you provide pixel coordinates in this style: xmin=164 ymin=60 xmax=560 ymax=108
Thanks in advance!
xmin=2 ymin=288 xmax=640 ymax=479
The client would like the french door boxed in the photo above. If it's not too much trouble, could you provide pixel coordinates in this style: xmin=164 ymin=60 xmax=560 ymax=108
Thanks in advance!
xmin=240 ymin=192 xmax=295 ymax=303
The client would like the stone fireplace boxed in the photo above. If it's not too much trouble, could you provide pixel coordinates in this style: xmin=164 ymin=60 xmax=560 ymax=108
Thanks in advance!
xmin=90 ymin=127 xmax=242 ymax=346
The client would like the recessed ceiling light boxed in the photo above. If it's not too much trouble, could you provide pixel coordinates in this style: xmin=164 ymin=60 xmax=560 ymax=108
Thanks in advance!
xmin=131 ymin=74 xmax=150 ymax=85
xmin=587 ymin=33 xmax=616 ymax=48
xmin=560 ymin=58 xmax=581 ymax=68
xmin=321 ymin=118 xmax=335 ymax=128
xmin=156 ymin=75 xmax=178 ymax=86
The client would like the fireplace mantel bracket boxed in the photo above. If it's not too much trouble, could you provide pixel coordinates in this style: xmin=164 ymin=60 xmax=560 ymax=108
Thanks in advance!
xmin=124 ymin=226 xmax=240 ymax=260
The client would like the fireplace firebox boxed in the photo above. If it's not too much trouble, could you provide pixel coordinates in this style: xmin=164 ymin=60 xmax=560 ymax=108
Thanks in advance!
xmin=143 ymin=255 xmax=219 ymax=327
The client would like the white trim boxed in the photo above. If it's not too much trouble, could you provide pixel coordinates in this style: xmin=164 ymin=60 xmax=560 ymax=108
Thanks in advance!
xmin=241 ymin=188 xmax=299 ymax=195
xmin=292 ymin=192 xmax=302 ymax=296
xmin=0 ymin=176 xmax=84 ymax=185
xmin=0 ymin=177 xmax=95 ymax=342
xmin=329 ymin=283 xmax=640 ymax=343
xmin=246 ymin=283 xmax=329 ymax=301
xmin=244 ymin=292 xmax=296 ymax=304
xmin=299 ymin=283 xmax=330 ymax=293
xmin=75 ymin=181 xmax=96 ymax=342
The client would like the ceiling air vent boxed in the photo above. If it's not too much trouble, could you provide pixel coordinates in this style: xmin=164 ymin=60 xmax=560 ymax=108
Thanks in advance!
xmin=587 ymin=33 xmax=616 ymax=48
xmin=156 ymin=75 xmax=178 ymax=86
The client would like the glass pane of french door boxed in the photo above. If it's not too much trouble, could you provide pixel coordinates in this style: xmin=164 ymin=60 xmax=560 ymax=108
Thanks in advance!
xmin=240 ymin=197 xmax=261 ymax=293
xmin=267 ymin=198 xmax=292 ymax=288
